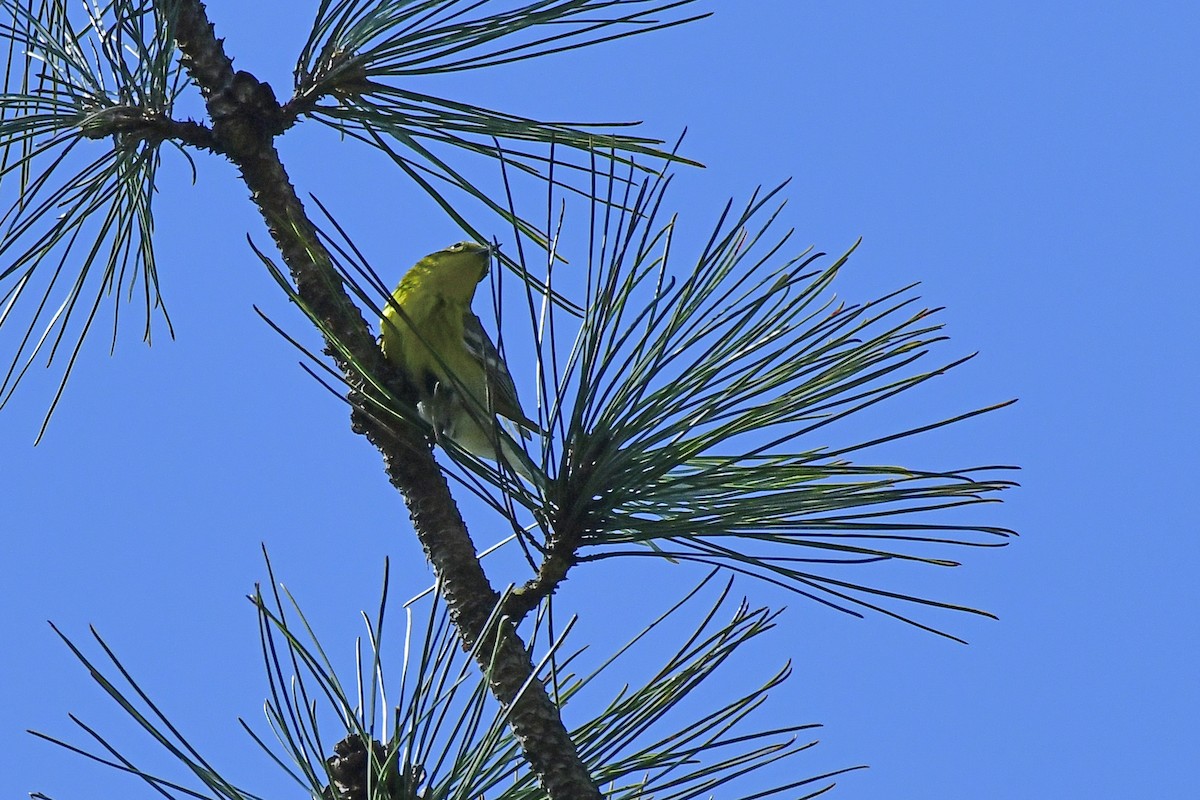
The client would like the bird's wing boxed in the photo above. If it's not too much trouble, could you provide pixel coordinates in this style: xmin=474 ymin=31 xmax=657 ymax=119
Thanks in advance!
xmin=462 ymin=311 xmax=540 ymax=433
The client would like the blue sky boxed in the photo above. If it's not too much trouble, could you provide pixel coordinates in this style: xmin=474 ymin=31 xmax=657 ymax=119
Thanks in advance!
xmin=3 ymin=2 xmax=1197 ymax=798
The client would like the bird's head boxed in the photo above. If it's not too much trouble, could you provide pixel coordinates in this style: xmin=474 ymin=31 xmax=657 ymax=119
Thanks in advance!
xmin=421 ymin=241 xmax=493 ymax=299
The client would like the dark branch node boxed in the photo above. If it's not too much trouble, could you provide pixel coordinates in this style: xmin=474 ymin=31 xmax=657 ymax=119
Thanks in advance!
xmin=323 ymin=735 xmax=425 ymax=800
xmin=208 ymin=70 xmax=288 ymax=149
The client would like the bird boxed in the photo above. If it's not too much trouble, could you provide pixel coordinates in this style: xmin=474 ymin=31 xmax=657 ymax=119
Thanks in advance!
xmin=379 ymin=241 xmax=541 ymax=482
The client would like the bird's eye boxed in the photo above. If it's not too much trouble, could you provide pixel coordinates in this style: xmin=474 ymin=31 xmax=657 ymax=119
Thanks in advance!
xmin=448 ymin=242 xmax=465 ymax=252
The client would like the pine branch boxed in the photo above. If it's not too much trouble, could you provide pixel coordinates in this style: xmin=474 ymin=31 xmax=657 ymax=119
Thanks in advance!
xmin=166 ymin=2 xmax=600 ymax=799
xmin=78 ymin=106 xmax=219 ymax=151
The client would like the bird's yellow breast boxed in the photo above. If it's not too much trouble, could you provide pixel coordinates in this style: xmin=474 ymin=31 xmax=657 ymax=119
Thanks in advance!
xmin=381 ymin=274 xmax=484 ymax=402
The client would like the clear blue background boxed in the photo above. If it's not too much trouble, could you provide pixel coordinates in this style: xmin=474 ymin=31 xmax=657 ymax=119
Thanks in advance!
xmin=3 ymin=2 xmax=1197 ymax=798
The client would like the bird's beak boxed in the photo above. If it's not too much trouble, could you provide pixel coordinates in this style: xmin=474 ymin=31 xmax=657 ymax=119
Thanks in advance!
xmin=475 ymin=242 xmax=493 ymax=278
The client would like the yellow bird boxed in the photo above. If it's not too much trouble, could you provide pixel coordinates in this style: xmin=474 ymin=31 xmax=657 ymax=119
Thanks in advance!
xmin=380 ymin=241 xmax=541 ymax=481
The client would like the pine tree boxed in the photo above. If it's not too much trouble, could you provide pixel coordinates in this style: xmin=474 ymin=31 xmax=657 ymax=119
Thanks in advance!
xmin=1 ymin=3 xmax=1016 ymax=798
